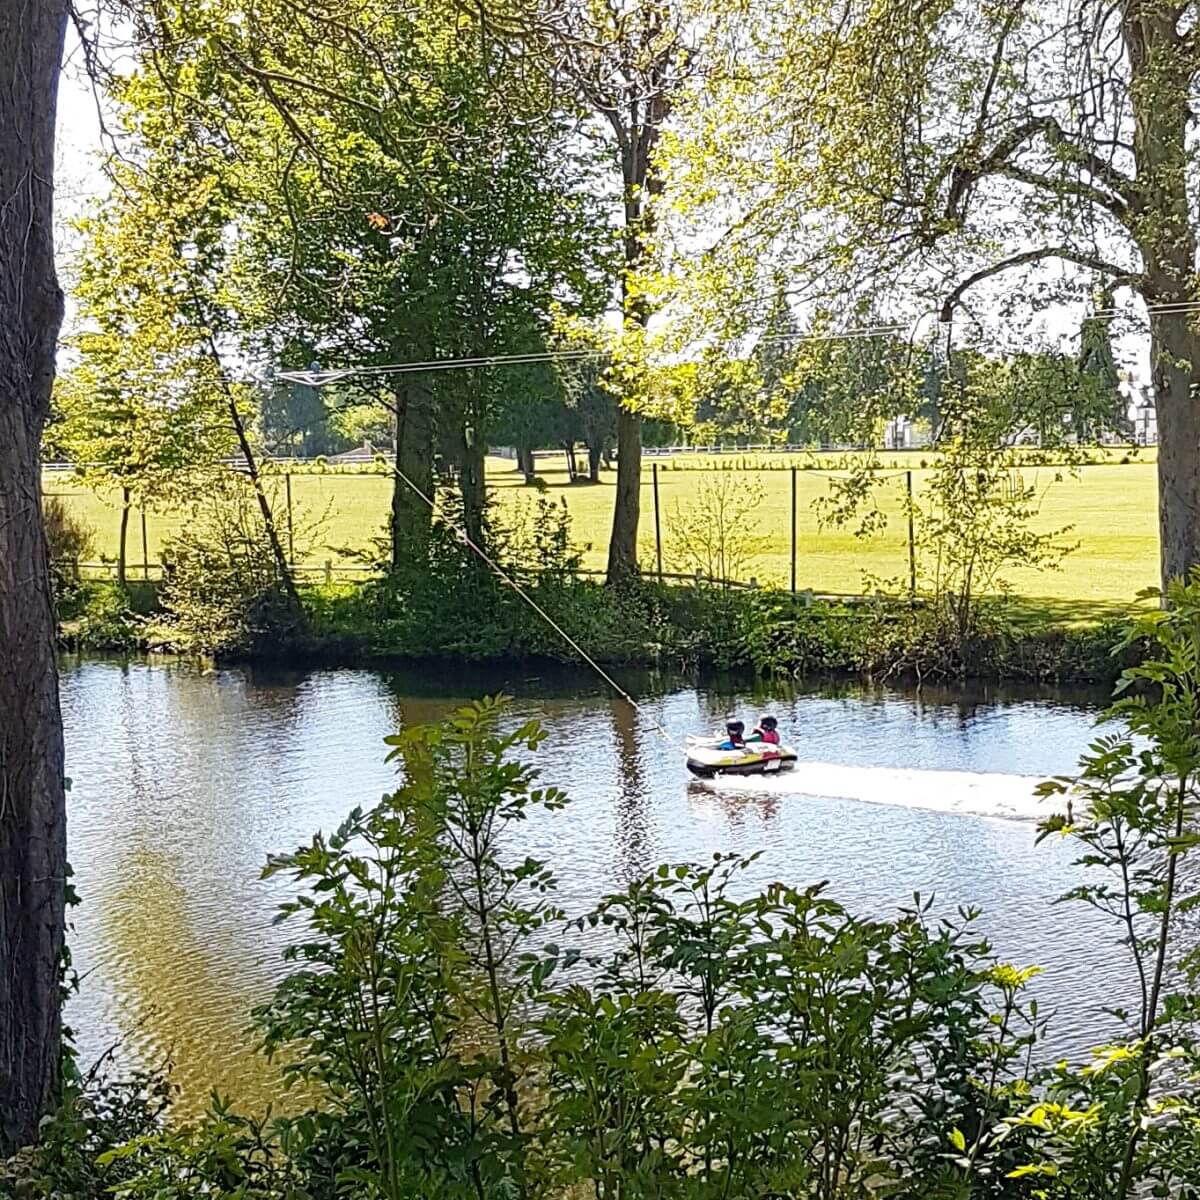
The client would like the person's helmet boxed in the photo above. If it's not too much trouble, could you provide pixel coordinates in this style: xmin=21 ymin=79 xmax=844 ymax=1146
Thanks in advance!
xmin=726 ymin=720 xmax=745 ymax=737
xmin=760 ymin=716 xmax=778 ymax=730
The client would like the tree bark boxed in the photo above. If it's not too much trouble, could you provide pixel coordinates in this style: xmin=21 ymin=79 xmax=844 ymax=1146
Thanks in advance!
xmin=458 ymin=430 xmax=486 ymax=550
xmin=0 ymin=0 xmax=70 ymax=1153
xmin=1148 ymin=310 xmax=1200 ymax=586
xmin=390 ymin=382 xmax=435 ymax=569
xmin=587 ymin=440 xmax=602 ymax=483
xmin=117 ymin=487 xmax=131 ymax=589
xmin=1124 ymin=7 xmax=1200 ymax=587
xmin=606 ymin=407 xmax=642 ymax=580
xmin=606 ymin=165 xmax=653 ymax=582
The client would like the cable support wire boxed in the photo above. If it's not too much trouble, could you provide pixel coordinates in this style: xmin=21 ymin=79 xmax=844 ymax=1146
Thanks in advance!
xmin=276 ymin=298 xmax=1200 ymax=388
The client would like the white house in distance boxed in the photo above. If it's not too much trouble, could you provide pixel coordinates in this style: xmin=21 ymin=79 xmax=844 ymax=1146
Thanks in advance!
xmin=1134 ymin=386 xmax=1158 ymax=446
xmin=884 ymin=416 xmax=932 ymax=450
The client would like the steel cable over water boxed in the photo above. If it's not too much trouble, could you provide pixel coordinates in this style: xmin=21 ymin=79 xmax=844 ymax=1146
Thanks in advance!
xmin=389 ymin=462 xmax=688 ymax=755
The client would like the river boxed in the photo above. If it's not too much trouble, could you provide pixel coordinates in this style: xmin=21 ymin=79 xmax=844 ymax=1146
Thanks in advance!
xmin=62 ymin=655 xmax=1125 ymax=1114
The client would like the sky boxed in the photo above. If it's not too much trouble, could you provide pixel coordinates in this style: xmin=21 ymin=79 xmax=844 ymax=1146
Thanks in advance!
xmin=55 ymin=32 xmax=109 ymax=321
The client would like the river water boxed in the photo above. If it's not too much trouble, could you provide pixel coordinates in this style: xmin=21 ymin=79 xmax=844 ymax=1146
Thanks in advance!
xmin=62 ymin=656 xmax=1126 ymax=1113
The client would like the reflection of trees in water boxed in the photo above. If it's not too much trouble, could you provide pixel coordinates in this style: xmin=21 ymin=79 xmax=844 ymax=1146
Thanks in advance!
xmin=610 ymin=697 xmax=652 ymax=883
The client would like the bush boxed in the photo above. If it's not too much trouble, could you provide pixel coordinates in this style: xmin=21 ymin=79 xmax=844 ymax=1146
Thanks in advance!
xmin=310 ymin=495 xmax=702 ymax=666
xmin=159 ymin=477 xmax=300 ymax=655
xmin=43 ymin=495 xmax=95 ymax=572
xmin=43 ymin=496 xmax=96 ymax=608
xmin=63 ymin=583 xmax=144 ymax=652
xmin=0 ymin=1068 xmax=171 ymax=1199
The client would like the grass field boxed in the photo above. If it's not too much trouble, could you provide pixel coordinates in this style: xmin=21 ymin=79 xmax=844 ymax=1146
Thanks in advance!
xmin=44 ymin=450 xmax=1160 ymax=611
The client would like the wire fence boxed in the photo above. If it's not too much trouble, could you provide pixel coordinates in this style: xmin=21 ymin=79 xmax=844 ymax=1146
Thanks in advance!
xmin=43 ymin=452 xmax=1160 ymax=603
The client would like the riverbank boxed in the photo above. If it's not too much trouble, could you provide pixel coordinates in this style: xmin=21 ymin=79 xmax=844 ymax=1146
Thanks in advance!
xmin=58 ymin=573 xmax=1139 ymax=686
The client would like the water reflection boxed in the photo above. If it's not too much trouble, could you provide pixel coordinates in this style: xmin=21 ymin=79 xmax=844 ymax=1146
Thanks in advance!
xmin=610 ymin=697 xmax=655 ymax=883
xmin=62 ymin=656 xmax=1121 ymax=1114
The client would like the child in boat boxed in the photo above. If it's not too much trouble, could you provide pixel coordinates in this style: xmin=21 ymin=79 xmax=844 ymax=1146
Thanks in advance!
xmin=718 ymin=720 xmax=746 ymax=750
xmin=750 ymin=716 xmax=781 ymax=745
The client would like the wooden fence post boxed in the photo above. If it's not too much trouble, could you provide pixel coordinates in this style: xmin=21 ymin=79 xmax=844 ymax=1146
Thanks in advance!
xmin=653 ymin=462 xmax=663 ymax=582
xmin=791 ymin=465 xmax=797 ymax=596
xmin=285 ymin=472 xmax=295 ymax=566
xmin=906 ymin=469 xmax=917 ymax=598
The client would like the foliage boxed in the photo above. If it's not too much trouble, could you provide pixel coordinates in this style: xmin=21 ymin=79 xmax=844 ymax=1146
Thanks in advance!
xmin=97 ymin=1098 xmax=305 ymax=1200
xmin=913 ymin=450 xmax=1073 ymax=653
xmin=158 ymin=476 xmax=302 ymax=655
xmin=43 ymin=596 xmax=1200 ymax=1195
xmin=735 ymin=590 xmax=1132 ymax=686
xmin=536 ymin=861 xmax=1034 ymax=1200
xmin=1017 ymin=571 xmax=1200 ymax=1196
xmin=105 ymin=0 xmax=614 ymax=558
xmin=57 ymin=139 xmax=240 ymax=584
xmin=0 ymin=1067 xmax=172 ymax=1199
xmin=661 ymin=0 xmax=1198 ymax=585
xmin=43 ymin=495 xmax=95 ymax=607
xmin=88 ymin=699 xmax=1033 ymax=1199
xmin=59 ymin=583 xmax=145 ymax=653
xmin=811 ymin=351 xmax=1079 ymax=653
xmin=666 ymin=470 xmax=766 ymax=590
xmin=254 ymin=696 xmax=566 ymax=1198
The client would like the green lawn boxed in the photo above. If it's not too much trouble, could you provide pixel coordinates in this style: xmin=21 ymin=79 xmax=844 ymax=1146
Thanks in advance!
xmin=44 ymin=451 xmax=1160 ymax=610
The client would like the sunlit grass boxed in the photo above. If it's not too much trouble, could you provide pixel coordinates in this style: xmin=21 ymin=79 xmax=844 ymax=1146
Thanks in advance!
xmin=44 ymin=449 xmax=1159 ymax=610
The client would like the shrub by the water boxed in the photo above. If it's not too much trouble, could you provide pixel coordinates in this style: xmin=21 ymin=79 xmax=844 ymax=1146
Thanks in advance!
xmin=158 ymin=478 xmax=301 ymax=655
xmin=43 ymin=495 xmax=96 ymax=618
xmin=64 ymin=483 xmax=1128 ymax=685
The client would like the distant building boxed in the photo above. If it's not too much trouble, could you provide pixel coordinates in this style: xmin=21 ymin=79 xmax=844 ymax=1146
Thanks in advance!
xmin=883 ymin=416 xmax=932 ymax=450
xmin=1134 ymin=387 xmax=1158 ymax=446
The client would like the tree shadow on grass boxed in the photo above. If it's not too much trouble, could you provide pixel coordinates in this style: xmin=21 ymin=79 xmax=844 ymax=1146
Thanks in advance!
xmin=995 ymin=594 xmax=1148 ymax=629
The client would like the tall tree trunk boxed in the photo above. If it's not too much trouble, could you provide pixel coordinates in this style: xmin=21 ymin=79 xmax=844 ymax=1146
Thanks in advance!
xmin=587 ymin=441 xmax=602 ymax=484
xmin=0 ymin=0 xmax=70 ymax=1154
xmin=390 ymin=382 xmax=434 ymax=569
xmin=1126 ymin=8 xmax=1200 ymax=589
xmin=606 ymin=178 xmax=650 ymax=583
xmin=1149 ymin=310 xmax=1200 ymax=587
xmin=117 ymin=487 xmax=131 ymax=589
xmin=607 ymin=104 xmax=666 ymax=584
xmin=517 ymin=444 xmax=535 ymax=485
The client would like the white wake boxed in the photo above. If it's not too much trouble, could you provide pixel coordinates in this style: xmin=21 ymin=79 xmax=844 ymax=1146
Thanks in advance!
xmin=693 ymin=761 xmax=1057 ymax=822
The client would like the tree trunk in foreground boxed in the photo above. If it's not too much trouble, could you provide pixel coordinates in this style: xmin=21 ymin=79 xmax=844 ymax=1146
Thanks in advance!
xmin=0 ymin=0 xmax=70 ymax=1154
xmin=1124 ymin=8 xmax=1200 ymax=590
xmin=1149 ymin=309 xmax=1200 ymax=588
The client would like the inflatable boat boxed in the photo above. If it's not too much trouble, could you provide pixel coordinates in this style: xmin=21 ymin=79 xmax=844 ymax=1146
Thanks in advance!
xmin=685 ymin=733 xmax=798 ymax=779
